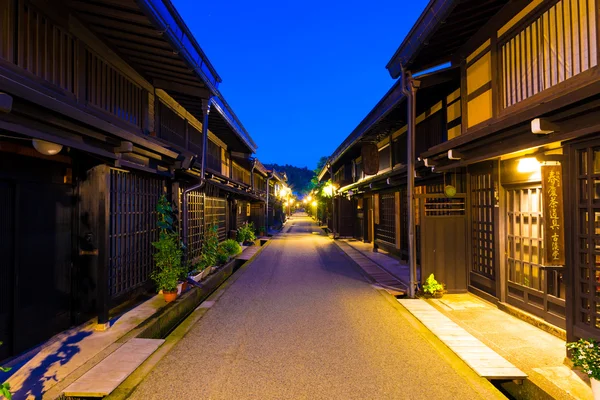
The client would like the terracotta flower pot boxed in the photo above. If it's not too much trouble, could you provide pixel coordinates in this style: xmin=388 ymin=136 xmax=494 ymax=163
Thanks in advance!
xmin=163 ymin=290 xmax=178 ymax=303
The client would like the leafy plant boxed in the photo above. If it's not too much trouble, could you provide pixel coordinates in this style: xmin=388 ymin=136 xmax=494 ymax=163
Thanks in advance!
xmin=567 ymin=338 xmax=600 ymax=380
xmin=151 ymin=195 xmax=184 ymax=293
xmin=199 ymin=224 xmax=219 ymax=269
xmin=220 ymin=239 xmax=242 ymax=256
xmin=422 ymin=274 xmax=445 ymax=297
xmin=236 ymin=222 xmax=256 ymax=243
xmin=0 ymin=343 xmax=10 ymax=399
xmin=216 ymin=245 xmax=230 ymax=265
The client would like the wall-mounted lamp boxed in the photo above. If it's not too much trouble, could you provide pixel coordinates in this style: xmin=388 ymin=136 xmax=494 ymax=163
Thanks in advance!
xmin=448 ymin=149 xmax=463 ymax=160
xmin=32 ymin=139 xmax=63 ymax=156
xmin=517 ymin=157 xmax=541 ymax=173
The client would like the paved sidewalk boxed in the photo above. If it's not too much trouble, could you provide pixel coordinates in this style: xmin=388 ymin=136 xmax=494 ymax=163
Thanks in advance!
xmin=129 ymin=215 xmax=503 ymax=400
xmin=429 ymin=294 xmax=592 ymax=399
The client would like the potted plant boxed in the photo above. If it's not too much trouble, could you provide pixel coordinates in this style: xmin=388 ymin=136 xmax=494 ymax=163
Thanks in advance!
xmin=236 ymin=223 xmax=256 ymax=246
xmin=567 ymin=338 xmax=600 ymax=399
xmin=151 ymin=195 xmax=184 ymax=303
xmin=420 ymin=273 xmax=446 ymax=298
xmin=258 ymin=226 xmax=266 ymax=237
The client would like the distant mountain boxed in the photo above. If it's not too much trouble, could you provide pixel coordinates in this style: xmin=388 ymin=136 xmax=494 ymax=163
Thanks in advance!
xmin=264 ymin=163 xmax=314 ymax=194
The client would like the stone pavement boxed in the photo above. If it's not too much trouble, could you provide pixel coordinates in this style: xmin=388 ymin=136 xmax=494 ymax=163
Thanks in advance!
xmin=128 ymin=214 xmax=503 ymax=400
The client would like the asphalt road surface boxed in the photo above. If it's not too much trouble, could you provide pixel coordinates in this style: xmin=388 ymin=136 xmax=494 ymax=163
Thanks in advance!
xmin=129 ymin=213 xmax=503 ymax=400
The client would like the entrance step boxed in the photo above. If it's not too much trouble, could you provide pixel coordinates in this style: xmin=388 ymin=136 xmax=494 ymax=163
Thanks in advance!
xmin=63 ymin=338 xmax=164 ymax=398
xmin=335 ymin=240 xmax=407 ymax=294
xmin=398 ymin=299 xmax=527 ymax=381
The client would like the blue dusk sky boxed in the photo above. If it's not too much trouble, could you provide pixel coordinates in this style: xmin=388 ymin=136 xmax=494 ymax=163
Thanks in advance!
xmin=172 ymin=0 xmax=428 ymax=170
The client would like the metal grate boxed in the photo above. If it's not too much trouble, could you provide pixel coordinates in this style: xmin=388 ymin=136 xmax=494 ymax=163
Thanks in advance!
xmin=205 ymin=196 xmax=227 ymax=242
xmin=471 ymin=172 xmax=495 ymax=280
xmin=108 ymin=169 xmax=163 ymax=299
xmin=18 ymin=2 xmax=77 ymax=94
xmin=376 ymin=193 xmax=396 ymax=246
xmin=86 ymin=49 xmax=143 ymax=128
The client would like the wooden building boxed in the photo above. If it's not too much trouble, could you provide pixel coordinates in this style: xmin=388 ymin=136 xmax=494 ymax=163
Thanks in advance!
xmin=325 ymin=0 xmax=600 ymax=343
xmin=0 ymin=0 xmax=260 ymax=361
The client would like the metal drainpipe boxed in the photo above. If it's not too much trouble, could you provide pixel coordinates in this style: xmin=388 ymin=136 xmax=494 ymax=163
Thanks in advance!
xmin=265 ymin=172 xmax=273 ymax=233
xmin=328 ymin=161 xmax=336 ymax=239
xmin=401 ymin=65 xmax=418 ymax=298
xmin=182 ymin=97 xmax=212 ymax=251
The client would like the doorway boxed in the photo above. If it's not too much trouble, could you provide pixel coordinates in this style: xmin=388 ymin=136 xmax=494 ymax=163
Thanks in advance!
xmin=505 ymin=185 xmax=566 ymax=328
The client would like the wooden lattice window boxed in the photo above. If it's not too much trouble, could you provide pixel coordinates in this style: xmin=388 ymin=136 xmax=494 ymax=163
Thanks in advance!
xmin=108 ymin=169 xmax=163 ymax=299
xmin=180 ymin=187 xmax=204 ymax=263
xmin=501 ymin=0 xmax=598 ymax=108
xmin=158 ymin=102 xmax=186 ymax=148
xmin=471 ymin=172 xmax=495 ymax=279
xmin=85 ymin=49 xmax=143 ymax=128
xmin=232 ymin=163 xmax=251 ymax=185
xmin=17 ymin=2 xmax=77 ymax=94
xmin=376 ymin=193 xmax=396 ymax=246
xmin=205 ymin=196 xmax=227 ymax=242
xmin=576 ymin=146 xmax=600 ymax=330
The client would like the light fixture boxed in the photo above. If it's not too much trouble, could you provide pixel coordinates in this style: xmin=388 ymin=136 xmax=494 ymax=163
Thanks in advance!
xmin=311 ymin=201 xmax=317 ymax=207
xmin=517 ymin=157 xmax=541 ymax=173
xmin=32 ymin=139 xmax=63 ymax=156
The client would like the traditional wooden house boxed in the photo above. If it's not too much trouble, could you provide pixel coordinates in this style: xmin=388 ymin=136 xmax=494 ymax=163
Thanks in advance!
xmin=383 ymin=0 xmax=597 ymax=341
xmin=0 ymin=0 xmax=258 ymax=361
xmin=318 ymin=66 xmax=464 ymax=291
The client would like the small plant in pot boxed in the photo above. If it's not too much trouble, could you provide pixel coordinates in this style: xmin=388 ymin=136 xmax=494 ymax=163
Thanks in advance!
xmin=200 ymin=224 xmax=219 ymax=271
xmin=151 ymin=195 xmax=184 ymax=302
xmin=236 ymin=223 xmax=256 ymax=246
xmin=420 ymin=273 xmax=446 ymax=298
xmin=567 ymin=338 xmax=600 ymax=398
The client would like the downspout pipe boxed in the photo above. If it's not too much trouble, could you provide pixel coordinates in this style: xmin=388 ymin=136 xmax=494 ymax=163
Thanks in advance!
xmin=182 ymin=97 xmax=212 ymax=252
xmin=265 ymin=172 xmax=274 ymax=233
xmin=328 ymin=160 xmax=336 ymax=239
xmin=400 ymin=65 xmax=418 ymax=298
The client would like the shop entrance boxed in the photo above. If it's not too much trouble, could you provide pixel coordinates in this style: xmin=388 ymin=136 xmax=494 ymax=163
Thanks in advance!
xmin=505 ymin=185 xmax=566 ymax=328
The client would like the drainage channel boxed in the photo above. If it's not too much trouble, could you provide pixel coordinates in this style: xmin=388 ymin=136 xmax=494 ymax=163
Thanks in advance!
xmin=62 ymin=240 xmax=271 ymax=400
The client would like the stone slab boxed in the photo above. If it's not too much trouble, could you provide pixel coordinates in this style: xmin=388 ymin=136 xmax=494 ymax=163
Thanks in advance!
xmin=63 ymin=338 xmax=164 ymax=397
xmin=398 ymin=299 xmax=527 ymax=380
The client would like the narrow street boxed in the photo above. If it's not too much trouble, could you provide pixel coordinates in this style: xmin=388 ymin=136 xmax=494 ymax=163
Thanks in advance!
xmin=129 ymin=214 xmax=502 ymax=400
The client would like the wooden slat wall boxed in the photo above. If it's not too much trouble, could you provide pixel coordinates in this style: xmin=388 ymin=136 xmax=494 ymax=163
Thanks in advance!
xmin=17 ymin=1 xmax=77 ymax=94
xmin=501 ymin=0 xmax=598 ymax=108
xmin=179 ymin=187 xmax=204 ymax=263
xmin=0 ymin=0 xmax=13 ymax=62
xmin=188 ymin=123 xmax=203 ymax=158
xmin=376 ymin=192 xmax=396 ymax=246
xmin=86 ymin=49 xmax=143 ymax=128
xmin=206 ymin=140 xmax=221 ymax=172
xmin=232 ymin=163 xmax=251 ymax=185
xmin=158 ymin=101 xmax=186 ymax=148
xmin=108 ymin=169 xmax=163 ymax=299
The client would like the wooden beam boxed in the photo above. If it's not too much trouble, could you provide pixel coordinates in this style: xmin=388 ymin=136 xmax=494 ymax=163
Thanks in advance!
xmin=153 ymin=78 xmax=210 ymax=100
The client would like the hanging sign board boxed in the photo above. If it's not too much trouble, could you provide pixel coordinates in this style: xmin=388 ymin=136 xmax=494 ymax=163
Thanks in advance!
xmin=361 ymin=143 xmax=379 ymax=176
xmin=541 ymin=164 xmax=565 ymax=266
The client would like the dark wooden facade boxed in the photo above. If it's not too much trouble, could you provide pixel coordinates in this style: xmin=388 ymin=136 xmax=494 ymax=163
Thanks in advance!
xmin=0 ymin=0 xmax=264 ymax=362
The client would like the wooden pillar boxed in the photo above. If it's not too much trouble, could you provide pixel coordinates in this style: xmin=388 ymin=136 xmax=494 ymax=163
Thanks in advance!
xmin=78 ymin=164 xmax=110 ymax=329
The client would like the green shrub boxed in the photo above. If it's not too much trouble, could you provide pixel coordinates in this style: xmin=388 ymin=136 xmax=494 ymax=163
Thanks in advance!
xmin=236 ymin=222 xmax=256 ymax=243
xmin=199 ymin=224 xmax=219 ymax=269
xmin=220 ymin=239 xmax=242 ymax=256
xmin=151 ymin=195 xmax=184 ymax=292
xmin=216 ymin=245 xmax=229 ymax=265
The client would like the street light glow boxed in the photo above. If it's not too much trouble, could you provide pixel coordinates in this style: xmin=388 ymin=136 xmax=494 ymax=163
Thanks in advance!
xmin=311 ymin=201 xmax=317 ymax=207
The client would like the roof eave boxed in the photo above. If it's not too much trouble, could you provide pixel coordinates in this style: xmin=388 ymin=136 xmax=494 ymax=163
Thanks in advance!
xmin=385 ymin=0 xmax=458 ymax=78
xmin=211 ymin=95 xmax=258 ymax=154
xmin=137 ymin=0 xmax=222 ymax=92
